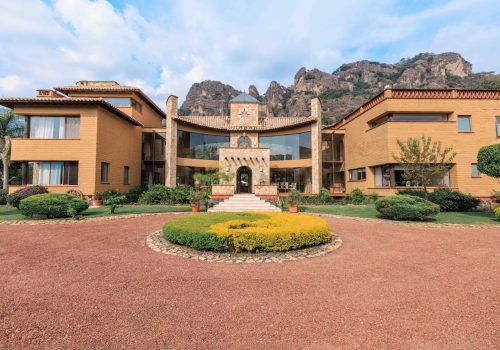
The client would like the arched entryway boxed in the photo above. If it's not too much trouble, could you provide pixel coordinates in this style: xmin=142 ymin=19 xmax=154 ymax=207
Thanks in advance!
xmin=236 ymin=166 xmax=252 ymax=193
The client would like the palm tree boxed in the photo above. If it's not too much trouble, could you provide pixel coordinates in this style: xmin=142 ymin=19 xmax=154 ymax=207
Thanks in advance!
xmin=0 ymin=110 xmax=24 ymax=190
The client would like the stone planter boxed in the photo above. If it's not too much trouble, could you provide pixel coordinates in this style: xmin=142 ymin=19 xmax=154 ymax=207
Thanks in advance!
xmin=288 ymin=204 xmax=298 ymax=213
xmin=191 ymin=203 xmax=201 ymax=212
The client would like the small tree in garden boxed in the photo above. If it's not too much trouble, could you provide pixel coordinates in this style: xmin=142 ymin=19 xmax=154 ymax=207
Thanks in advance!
xmin=193 ymin=167 xmax=234 ymax=189
xmin=0 ymin=110 xmax=24 ymax=190
xmin=103 ymin=194 xmax=126 ymax=214
xmin=477 ymin=144 xmax=500 ymax=179
xmin=393 ymin=135 xmax=456 ymax=198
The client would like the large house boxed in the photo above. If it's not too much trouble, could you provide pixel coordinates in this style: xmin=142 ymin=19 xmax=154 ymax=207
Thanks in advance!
xmin=1 ymin=81 xmax=498 ymax=199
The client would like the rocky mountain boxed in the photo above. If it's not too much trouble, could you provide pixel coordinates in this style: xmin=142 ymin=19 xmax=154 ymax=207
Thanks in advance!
xmin=179 ymin=52 xmax=500 ymax=124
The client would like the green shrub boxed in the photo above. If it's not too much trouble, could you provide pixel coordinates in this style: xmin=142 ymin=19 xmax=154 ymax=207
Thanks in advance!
xmin=364 ymin=192 xmax=379 ymax=204
xmin=375 ymin=195 xmax=440 ymax=220
xmin=494 ymin=207 xmax=500 ymax=219
xmin=346 ymin=188 xmax=365 ymax=205
xmin=169 ymin=184 xmax=191 ymax=204
xmin=0 ymin=189 xmax=7 ymax=205
xmin=139 ymin=184 xmax=192 ymax=205
xmin=287 ymin=189 xmax=302 ymax=205
xmin=125 ymin=186 xmax=146 ymax=203
xmin=477 ymin=144 xmax=500 ymax=178
xmin=101 ymin=189 xmax=119 ymax=201
xmin=103 ymin=194 xmax=127 ymax=214
xmin=320 ymin=188 xmax=331 ymax=203
xmin=397 ymin=189 xmax=427 ymax=198
xmin=7 ymin=185 xmax=48 ymax=209
xmin=427 ymin=188 xmax=480 ymax=212
xmin=19 ymin=193 xmax=89 ymax=219
xmin=139 ymin=185 xmax=170 ymax=204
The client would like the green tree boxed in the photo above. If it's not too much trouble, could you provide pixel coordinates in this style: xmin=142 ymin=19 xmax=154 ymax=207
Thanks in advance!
xmin=477 ymin=144 xmax=500 ymax=179
xmin=393 ymin=135 xmax=456 ymax=198
xmin=0 ymin=110 xmax=24 ymax=190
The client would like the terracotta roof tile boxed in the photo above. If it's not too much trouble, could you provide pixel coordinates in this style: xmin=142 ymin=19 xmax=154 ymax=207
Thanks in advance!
xmin=54 ymin=85 xmax=165 ymax=118
xmin=0 ymin=97 xmax=143 ymax=126
xmin=173 ymin=114 xmax=317 ymax=131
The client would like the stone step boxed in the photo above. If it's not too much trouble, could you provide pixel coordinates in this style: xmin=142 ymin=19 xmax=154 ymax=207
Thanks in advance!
xmin=209 ymin=193 xmax=281 ymax=212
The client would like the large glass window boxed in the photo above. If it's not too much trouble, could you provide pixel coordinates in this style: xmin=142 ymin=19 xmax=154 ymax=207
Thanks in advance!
xmin=26 ymin=161 xmax=78 ymax=185
xmin=177 ymin=130 xmax=229 ymax=160
xmin=373 ymin=164 xmax=450 ymax=187
xmin=457 ymin=115 xmax=471 ymax=132
xmin=103 ymin=97 xmax=132 ymax=107
xmin=259 ymin=132 xmax=311 ymax=160
xmin=29 ymin=116 xmax=80 ymax=139
xmin=270 ymin=167 xmax=312 ymax=193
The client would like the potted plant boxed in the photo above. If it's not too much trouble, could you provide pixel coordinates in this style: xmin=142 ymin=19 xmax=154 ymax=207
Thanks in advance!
xmin=287 ymin=189 xmax=302 ymax=213
xmin=91 ymin=192 xmax=103 ymax=207
xmin=188 ymin=189 xmax=206 ymax=212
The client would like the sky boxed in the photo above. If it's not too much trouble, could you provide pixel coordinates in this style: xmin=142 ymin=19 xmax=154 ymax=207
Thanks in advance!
xmin=0 ymin=0 xmax=499 ymax=106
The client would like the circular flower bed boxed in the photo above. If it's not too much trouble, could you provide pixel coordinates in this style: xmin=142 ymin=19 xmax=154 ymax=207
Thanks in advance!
xmin=162 ymin=212 xmax=332 ymax=253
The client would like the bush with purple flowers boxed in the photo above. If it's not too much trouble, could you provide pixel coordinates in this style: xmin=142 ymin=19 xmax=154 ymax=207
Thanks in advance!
xmin=7 ymin=185 xmax=49 ymax=209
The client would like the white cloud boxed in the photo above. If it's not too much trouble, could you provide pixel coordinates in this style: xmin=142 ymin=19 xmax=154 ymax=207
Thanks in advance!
xmin=0 ymin=0 xmax=498 ymax=107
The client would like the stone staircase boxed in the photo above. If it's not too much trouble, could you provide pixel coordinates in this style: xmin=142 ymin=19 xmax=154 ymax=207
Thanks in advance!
xmin=208 ymin=193 xmax=281 ymax=212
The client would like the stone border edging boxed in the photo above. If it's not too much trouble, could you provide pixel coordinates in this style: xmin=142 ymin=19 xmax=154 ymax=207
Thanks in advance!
xmin=0 ymin=211 xmax=189 ymax=226
xmin=146 ymin=230 xmax=342 ymax=263
xmin=306 ymin=212 xmax=499 ymax=229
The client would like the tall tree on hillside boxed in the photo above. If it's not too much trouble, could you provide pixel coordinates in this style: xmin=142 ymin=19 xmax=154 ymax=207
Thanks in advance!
xmin=0 ymin=110 xmax=24 ymax=190
xmin=393 ymin=135 xmax=456 ymax=198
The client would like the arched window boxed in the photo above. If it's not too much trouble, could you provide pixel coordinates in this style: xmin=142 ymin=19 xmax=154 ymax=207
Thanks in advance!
xmin=237 ymin=136 xmax=252 ymax=148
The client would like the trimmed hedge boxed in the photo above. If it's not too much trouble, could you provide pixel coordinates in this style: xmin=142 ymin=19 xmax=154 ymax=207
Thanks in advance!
xmin=7 ymin=185 xmax=48 ymax=209
xmin=163 ymin=212 xmax=332 ymax=252
xmin=397 ymin=188 xmax=480 ymax=212
xmin=375 ymin=195 xmax=440 ymax=221
xmin=19 ymin=193 xmax=89 ymax=219
xmin=427 ymin=188 xmax=480 ymax=212
xmin=477 ymin=144 xmax=500 ymax=178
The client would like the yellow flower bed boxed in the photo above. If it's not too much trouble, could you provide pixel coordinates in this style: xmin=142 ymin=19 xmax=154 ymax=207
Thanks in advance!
xmin=209 ymin=212 xmax=331 ymax=252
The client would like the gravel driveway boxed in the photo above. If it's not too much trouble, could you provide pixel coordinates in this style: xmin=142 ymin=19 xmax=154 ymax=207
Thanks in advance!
xmin=1 ymin=214 xmax=498 ymax=349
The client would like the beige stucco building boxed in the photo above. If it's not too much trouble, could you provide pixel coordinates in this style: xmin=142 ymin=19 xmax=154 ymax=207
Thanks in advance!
xmin=1 ymin=81 xmax=499 ymax=199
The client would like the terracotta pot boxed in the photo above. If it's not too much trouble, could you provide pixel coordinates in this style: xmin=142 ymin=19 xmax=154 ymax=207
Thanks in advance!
xmin=288 ymin=204 xmax=298 ymax=213
xmin=191 ymin=203 xmax=201 ymax=212
xmin=91 ymin=199 xmax=103 ymax=207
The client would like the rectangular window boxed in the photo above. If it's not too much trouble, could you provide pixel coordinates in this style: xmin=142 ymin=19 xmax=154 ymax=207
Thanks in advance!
xmin=101 ymin=162 xmax=110 ymax=183
xmin=348 ymin=168 xmax=366 ymax=181
xmin=123 ymin=166 xmax=130 ymax=185
xmin=26 ymin=161 xmax=78 ymax=185
xmin=457 ymin=116 xmax=471 ymax=132
xmin=471 ymin=164 xmax=480 ymax=177
xmin=29 ymin=116 xmax=80 ymax=139
xmin=369 ymin=114 xmax=447 ymax=128
xmin=103 ymin=97 xmax=131 ymax=107
xmin=496 ymin=116 xmax=500 ymax=137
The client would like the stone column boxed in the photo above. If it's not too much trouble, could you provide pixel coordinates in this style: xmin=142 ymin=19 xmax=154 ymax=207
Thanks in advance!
xmin=310 ymin=97 xmax=322 ymax=194
xmin=165 ymin=95 xmax=178 ymax=187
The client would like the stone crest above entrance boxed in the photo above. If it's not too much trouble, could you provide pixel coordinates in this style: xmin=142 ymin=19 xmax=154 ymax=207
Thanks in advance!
xmin=230 ymin=92 xmax=259 ymax=129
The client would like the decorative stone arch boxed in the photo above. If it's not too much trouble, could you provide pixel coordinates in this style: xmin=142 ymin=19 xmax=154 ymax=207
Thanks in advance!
xmin=236 ymin=166 xmax=252 ymax=193
xmin=237 ymin=135 xmax=252 ymax=148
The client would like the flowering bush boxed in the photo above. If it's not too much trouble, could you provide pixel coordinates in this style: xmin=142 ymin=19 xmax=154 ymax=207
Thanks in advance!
xmin=163 ymin=212 xmax=331 ymax=252
xmin=7 ymin=185 xmax=48 ymax=209
xmin=494 ymin=207 xmax=500 ymax=219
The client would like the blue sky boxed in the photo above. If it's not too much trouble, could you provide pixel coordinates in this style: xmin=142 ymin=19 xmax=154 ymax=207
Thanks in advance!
xmin=1 ymin=0 xmax=499 ymax=105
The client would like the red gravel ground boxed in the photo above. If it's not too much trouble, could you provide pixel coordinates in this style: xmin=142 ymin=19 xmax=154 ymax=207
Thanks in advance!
xmin=0 ymin=215 xmax=499 ymax=349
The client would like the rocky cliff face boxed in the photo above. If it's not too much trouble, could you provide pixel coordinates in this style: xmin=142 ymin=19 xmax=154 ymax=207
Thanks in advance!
xmin=180 ymin=52 xmax=499 ymax=124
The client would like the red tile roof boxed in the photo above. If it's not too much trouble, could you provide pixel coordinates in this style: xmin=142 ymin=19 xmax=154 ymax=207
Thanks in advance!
xmin=0 ymin=97 xmax=143 ymax=126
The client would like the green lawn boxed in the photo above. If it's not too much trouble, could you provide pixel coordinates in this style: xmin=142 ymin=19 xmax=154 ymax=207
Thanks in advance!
xmin=303 ymin=204 xmax=500 ymax=225
xmin=0 ymin=205 xmax=191 ymax=221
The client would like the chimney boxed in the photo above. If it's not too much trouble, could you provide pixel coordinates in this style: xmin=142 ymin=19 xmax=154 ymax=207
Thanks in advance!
xmin=166 ymin=95 xmax=178 ymax=117
xmin=36 ymin=89 xmax=64 ymax=98
xmin=310 ymin=97 xmax=322 ymax=119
